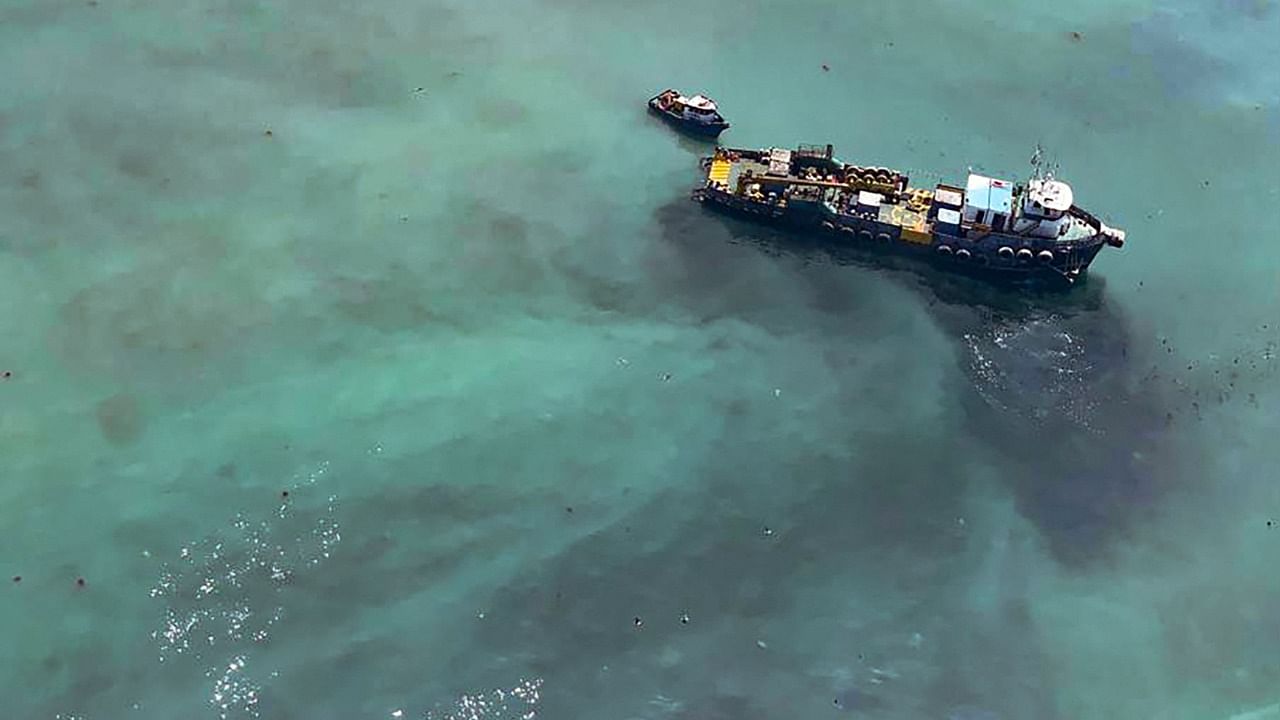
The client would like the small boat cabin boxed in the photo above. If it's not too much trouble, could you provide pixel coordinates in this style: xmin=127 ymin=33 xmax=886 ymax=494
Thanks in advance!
xmin=653 ymin=89 xmax=726 ymax=125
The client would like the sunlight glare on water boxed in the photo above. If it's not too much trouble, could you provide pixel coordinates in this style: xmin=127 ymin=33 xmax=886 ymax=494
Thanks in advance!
xmin=147 ymin=462 xmax=340 ymax=719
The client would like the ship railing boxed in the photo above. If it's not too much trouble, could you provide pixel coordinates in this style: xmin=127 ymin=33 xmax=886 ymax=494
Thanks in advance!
xmin=1066 ymin=204 xmax=1102 ymax=230
xmin=795 ymin=143 xmax=834 ymax=159
xmin=716 ymin=146 xmax=766 ymax=159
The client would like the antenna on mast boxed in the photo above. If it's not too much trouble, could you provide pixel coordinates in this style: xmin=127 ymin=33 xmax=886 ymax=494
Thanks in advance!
xmin=1029 ymin=143 xmax=1044 ymax=181
xmin=1028 ymin=142 xmax=1060 ymax=183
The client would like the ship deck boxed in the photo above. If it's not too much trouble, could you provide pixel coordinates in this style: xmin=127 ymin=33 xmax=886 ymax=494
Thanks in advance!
xmin=714 ymin=156 xmax=932 ymax=237
xmin=706 ymin=152 xmax=1097 ymax=244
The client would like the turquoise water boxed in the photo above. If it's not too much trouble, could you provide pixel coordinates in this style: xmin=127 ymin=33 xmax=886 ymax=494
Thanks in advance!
xmin=2 ymin=0 xmax=1278 ymax=718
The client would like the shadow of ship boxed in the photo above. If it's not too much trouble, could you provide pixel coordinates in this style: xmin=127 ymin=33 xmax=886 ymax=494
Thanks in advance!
xmin=654 ymin=196 xmax=1180 ymax=569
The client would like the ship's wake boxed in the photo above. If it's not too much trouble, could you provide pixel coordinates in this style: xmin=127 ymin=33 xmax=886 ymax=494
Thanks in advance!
xmin=960 ymin=315 xmax=1108 ymax=432
xmin=925 ymin=286 xmax=1182 ymax=568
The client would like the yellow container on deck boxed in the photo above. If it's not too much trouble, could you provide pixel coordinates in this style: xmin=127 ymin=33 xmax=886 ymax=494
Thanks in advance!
xmin=900 ymin=225 xmax=932 ymax=245
xmin=708 ymin=159 xmax=731 ymax=183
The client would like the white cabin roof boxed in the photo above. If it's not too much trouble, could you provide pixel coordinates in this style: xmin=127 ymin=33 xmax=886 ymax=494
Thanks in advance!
xmin=934 ymin=187 xmax=964 ymax=208
xmin=681 ymin=94 xmax=717 ymax=111
xmin=965 ymin=173 xmax=1013 ymax=214
xmin=1028 ymin=178 xmax=1073 ymax=212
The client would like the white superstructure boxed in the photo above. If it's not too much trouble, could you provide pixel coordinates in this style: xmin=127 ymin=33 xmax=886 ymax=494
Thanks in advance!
xmin=1012 ymin=177 xmax=1074 ymax=238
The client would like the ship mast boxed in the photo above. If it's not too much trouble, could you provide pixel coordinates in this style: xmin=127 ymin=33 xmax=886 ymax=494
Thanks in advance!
xmin=1027 ymin=142 xmax=1060 ymax=184
xmin=1029 ymin=143 xmax=1045 ymax=182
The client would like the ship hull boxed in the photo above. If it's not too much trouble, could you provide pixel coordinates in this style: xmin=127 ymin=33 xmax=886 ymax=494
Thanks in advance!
xmin=691 ymin=186 xmax=1108 ymax=288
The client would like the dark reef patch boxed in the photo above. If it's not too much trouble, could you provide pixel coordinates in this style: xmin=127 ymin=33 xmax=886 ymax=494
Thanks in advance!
xmin=96 ymin=392 xmax=145 ymax=446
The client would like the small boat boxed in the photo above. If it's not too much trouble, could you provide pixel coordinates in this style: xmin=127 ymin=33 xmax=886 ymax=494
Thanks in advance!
xmin=647 ymin=89 xmax=730 ymax=139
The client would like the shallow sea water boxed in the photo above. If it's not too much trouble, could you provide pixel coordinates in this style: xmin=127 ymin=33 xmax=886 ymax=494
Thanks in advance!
xmin=1 ymin=1 xmax=1278 ymax=718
